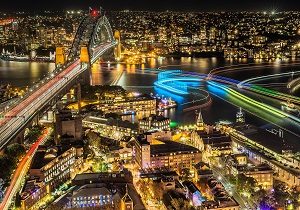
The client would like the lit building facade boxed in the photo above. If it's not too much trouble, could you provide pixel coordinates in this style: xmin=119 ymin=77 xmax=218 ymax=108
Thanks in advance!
xmin=190 ymin=126 xmax=232 ymax=161
xmin=30 ymin=146 xmax=83 ymax=192
xmin=224 ymin=154 xmax=273 ymax=189
xmin=70 ymin=185 xmax=113 ymax=208
xmin=227 ymin=124 xmax=300 ymax=187
xmin=139 ymin=115 xmax=170 ymax=132
xmin=134 ymin=134 xmax=201 ymax=169
xmin=83 ymin=115 xmax=138 ymax=139
xmin=20 ymin=179 xmax=47 ymax=210
xmin=97 ymin=96 xmax=156 ymax=119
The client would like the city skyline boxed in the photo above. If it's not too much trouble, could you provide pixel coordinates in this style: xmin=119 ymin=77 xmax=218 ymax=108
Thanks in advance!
xmin=1 ymin=2 xmax=300 ymax=210
xmin=1 ymin=0 xmax=300 ymax=12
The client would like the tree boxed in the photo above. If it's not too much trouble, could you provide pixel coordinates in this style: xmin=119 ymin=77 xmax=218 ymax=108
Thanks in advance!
xmin=104 ymin=112 xmax=120 ymax=120
xmin=136 ymin=179 xmax=151 ymax=199
xmin=152 ymin=182 xmax=163 ymax=202
xmin=253 ymin=188 xmax=267 ymax=204
xmin=15 ymin=192 xmax=21 ymax=208
xmin=181 ymin=168 xmax=191 ymax=180
xmin=0 ymin=178 xmax=4 ymax=200
xmin=273 ymin=182 xmax=291 ymax=207
xmin=236 ymin=174 xmax=257 ymax=195
xmin=87 ymin=131 xmax=101 ymax=148
xmin=170 ymin=198 xmax=191 ymax=210
xmin=0 ymin=155 xmax=15 ymax=182
xmin=25 ymin=125 xmax=44 ymax=143
xmin=5 ymin=143 xmax=26 ymax=160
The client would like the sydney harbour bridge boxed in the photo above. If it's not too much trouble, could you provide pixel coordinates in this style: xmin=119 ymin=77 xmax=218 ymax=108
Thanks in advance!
xmin=0 ymin=9 xmax=117 ymax=150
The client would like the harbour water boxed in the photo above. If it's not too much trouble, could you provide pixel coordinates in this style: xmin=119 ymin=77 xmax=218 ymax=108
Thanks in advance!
xmin=1 ymin=57 xmax=300 ymax=150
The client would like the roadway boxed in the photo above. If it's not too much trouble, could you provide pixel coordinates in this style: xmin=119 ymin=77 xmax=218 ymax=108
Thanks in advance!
xmin=211 ymin=166 xmax=257 ymax=210
xmin=0 ymin=42 xmax=115 ymax=150
xmin=0 ymin=128 xmax=51 ymax=210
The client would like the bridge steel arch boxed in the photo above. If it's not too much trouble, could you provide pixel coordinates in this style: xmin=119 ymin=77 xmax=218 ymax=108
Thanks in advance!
xmin=0 ymin=14 xmax=117 ymax=150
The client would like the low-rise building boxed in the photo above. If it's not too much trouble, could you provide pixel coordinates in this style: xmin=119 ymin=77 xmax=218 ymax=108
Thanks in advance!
xmin=163 ymin=190 xmax=189 ymax=210
xmin=193 ymin=162 xmax=214 ymax=181
xmin=69 ymin=170 xmax=144 ymax=210
xmin=97 ymin=95 xmax=156 ymax=119
xmin=224 ymin=154 xmax=273 ymax=189
xmin=69 ymin=185 xmax=113 ymax=208
xmin=72 ymin=170 xmax=133 ymax=186
xmin=55 ymin=109 xmax=82 ymax=143
xmin=182 ymin=180 xmax=206 ymax=207
xmin=139 ymin=115 xmax=170 ymax=132
xmin=20 ymin=179 xmax=47 ymax=210
xmin=68 ymin=183 xmax=144 ymax=210
xmin=244 ymin=164 xmax=274 ymax=190
xmin=108 ymin=146 xmax=133 ymax=164
xmin=83 ymin=115 xmax=138 ymax=139
xmin=191 ymin=126 xmax=232 ymax=160
xmin=228 ymin=124 xmax=300 ymax=187
xmin=134 ymin=133 xmax=201 ymax=169
xmin=29 ymin=146 xmax=83 ymax=192
xmin=203 ymin=177 xmax=240 ymax=210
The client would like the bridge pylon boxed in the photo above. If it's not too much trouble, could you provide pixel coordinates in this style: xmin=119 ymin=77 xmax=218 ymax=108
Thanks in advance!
xmin=55 ymin=47 xmax=66 ymax=66
xmin=114 ymin=30 xmax=122 ymax=61
xmin=80 ymin=46 xmax=90 ymax=64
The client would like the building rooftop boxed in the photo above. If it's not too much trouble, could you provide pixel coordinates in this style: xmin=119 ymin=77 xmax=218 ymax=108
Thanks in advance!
xmin=141 ymin=114 xmax=170 ymax=122
xmin=206 ymin=178 xmax=239 ymax=208
xmin=139 ymin=169 xmax=178 ymax=179
xmin=196 ymin=129 xmax=231 ymax=146
xmin=150 ymin=140 xmax=200 ymax=156
xmin=83 ymin=116 xmax=138 ymax=130
xmin=234 ymin=124 xmax=286 ymax=154
xmin=73 ymin=186 xmax=111 ymax=198
xmin=20 ymin=179 xmax=45 ymax=200
xmin=235 ymin=163 xmax=273 ymax=174
xmin=163 ymin=190 xmax=188 ymax=209
xmin=182 ymin=180 xmax=200 ymax=194
xmin=72 ymin=170 xmax=133 ymax=185
xmin=30 ymin=146 xmax=72 ymax=170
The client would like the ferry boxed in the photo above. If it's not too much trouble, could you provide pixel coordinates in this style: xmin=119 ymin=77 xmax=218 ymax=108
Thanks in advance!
xmin=281 ymin=100 xmax=299 ymax=114
xmin=157 ymin=98 xmax=177 ymax=111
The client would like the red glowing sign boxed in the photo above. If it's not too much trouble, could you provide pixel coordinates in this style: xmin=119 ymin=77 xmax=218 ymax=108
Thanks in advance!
xmin=90 ymin=9 xmax=100 ymax=17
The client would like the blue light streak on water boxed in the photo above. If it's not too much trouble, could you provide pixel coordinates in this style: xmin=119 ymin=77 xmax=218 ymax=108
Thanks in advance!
xmin=154 ymin=86 xmax=186 ymax=104
xmin=206 ymin=83 xmax=228 ymax=97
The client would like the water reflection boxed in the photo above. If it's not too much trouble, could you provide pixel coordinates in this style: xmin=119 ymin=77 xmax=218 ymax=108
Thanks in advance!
xmin=0 ymin=60 xmax=55 ymax=87
xmin=91 ymin=63 xmax=103 ymax=86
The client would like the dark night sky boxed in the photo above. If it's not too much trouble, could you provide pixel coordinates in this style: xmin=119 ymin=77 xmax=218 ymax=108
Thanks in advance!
xmin=1 ymin=0 xmax=300 ymax=12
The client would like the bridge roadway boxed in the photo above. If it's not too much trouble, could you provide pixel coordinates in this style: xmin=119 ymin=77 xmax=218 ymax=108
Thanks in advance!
xmin=0 ymin=42 xmax=116 ymax=149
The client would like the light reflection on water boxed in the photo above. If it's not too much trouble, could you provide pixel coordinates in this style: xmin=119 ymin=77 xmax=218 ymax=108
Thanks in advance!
xmin=1 ymin=57 xmax=300 ymax=145
xmin=0 ymin=60 xmax=55 ymax=87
